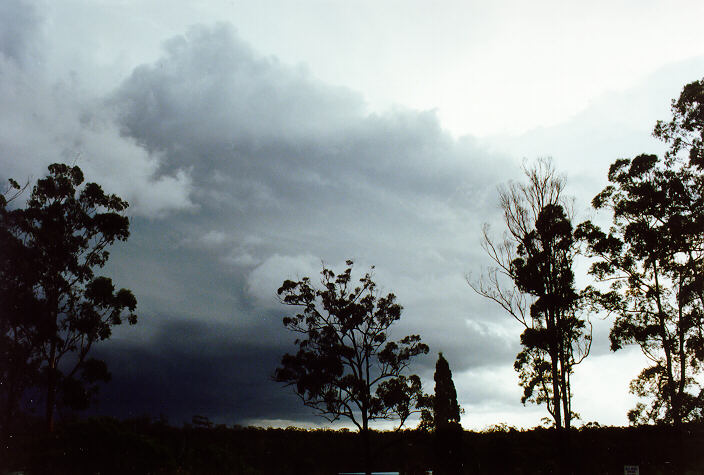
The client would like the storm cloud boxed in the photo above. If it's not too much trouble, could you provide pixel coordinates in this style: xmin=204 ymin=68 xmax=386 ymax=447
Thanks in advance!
xmin=89 ymin=24 xmax=519 ymax=425
xmin=3 ymin=3 xmax=702 ymax=428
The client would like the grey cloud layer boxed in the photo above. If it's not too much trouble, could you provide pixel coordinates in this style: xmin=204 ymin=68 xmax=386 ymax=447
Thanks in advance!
xmin=92 ymin=24 xmax=521 ymax=424
xmin=3 ymin=1 xmax=702 ymax=428
xmin=0 ymin=0 xmax=40 ymax=66
xmin=111 ymin=25 xmax=497 ymax=209
xmin=0 ymin=1 xmax=193 ymax=218
xmin=92 ymin=319 xmax=308 ymax=425
xmin=1 ymin=17 xmax=549 ymax=426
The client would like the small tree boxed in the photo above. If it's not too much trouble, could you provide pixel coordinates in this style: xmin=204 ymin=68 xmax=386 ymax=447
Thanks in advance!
xmin=274 ymin=260 xmax=429 ymax=473
xmin=432 ymin=352 xmax=463 ymax=475
xmin=433 ymin=352 xmax=461 ymax=430
xmin=0 ymin=164 xmax=137 ymax=432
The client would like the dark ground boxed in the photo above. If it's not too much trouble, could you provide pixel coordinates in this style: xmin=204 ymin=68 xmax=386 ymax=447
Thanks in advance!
xmin=3 ymin=416 xmax=704 ymax=474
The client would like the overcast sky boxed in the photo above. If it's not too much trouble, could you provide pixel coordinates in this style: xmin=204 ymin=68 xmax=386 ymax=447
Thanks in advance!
xmin=2 ymin=0 xmax=704 ymax=430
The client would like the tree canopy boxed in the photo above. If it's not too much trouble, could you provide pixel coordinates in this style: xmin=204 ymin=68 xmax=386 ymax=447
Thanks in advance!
xmin=0 ymin=163 xmax=137 ymax=433
xmin=471 ymin=159 xmax=591 ymax=431
xmin=433 ymin=352 xmax=461 ymax=430
xmin=274 ymin=260 xmax=429 ymax=430
xmin=577 ymin=78 xmax=704 ymax=427
xmin=274 ymin=260 xmax=429 ymax=473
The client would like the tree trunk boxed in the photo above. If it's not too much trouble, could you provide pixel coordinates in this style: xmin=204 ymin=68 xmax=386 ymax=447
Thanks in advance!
xmin=547 ymin=312 xmax=562 ymax=430
xmin=360 ymin=406 xmax=371 ymax=475
xmin=653 ymin=264 xmax=679 ymax=428
xmin=559 ymin=325 xmax=571 ymax=431
xmin=363 ymin=355 xmax=372 ymax=475
xmin=45 ymin=362 xmax=56 ymax=432
xmin=677 ymin=293 xmax=686 ymax=430
xmin=2 ymin=381 xmax=16 ymax=455
xmin=45 ymin=338 xmax=57 ymax=433
xmin=3 ymin=355 xmax=17 ymax=433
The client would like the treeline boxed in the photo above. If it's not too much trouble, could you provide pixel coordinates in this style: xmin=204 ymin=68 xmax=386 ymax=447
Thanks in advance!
xmin=5 ymin=416 xmax=704 ymax=474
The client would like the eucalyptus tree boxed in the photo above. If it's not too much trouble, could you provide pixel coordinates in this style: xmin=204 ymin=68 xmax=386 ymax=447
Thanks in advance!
xmin=274 ymin=260 xmax=429 ymax=473
xmin=577 ymin=78 xmax=704 ymax=427
xmin=0 ymin=178 xmax=37 ymax=434
xmin=0 ymin=164 xmax=137 ymax=432
xmin=470 ymin=159 xmax=591 ymax=431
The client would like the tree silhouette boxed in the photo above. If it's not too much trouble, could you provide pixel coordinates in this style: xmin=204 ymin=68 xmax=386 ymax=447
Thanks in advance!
xmin=432 ymin=352 xmax=463 ymax=475
xmin=653 ymin=77 xmax=704 ymax=167
xmin=470 ymin=159 xmax=591 ymax=431
xmin=433 ymin=352 xmax=461 ymax=430
xmin=0 ymin=164 xmax=137 ymax=432
xmin=511 ymin=203 xmax=589 ymax=430
xmin=274 ymin=260 xmax=429 ymax=474
xmin=577 ymin=79 xmax=704 ymax=428
xmin=0 ymin=178 xmax=38 ymax=435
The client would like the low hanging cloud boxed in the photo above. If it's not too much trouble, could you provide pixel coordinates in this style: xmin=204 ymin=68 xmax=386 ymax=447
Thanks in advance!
xmin=0 ymin=68 xmax=195 ymax=217
xmin=111 ymin=24 xmax=504 ymax=210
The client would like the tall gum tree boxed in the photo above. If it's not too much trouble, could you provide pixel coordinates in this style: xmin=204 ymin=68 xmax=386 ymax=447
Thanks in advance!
xmin=0 ymin=164 xmax=137 ymax=432
xmin=577 ymin=78 xmax=704 ymax=427
xmin=0 ymin=178 xmax=36 ymax=435
xmin=470 ymin=159 xmax=591 ymax=431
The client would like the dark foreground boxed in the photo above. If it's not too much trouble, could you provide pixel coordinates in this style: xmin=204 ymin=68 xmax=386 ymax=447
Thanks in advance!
xmin=3 ymin=418 xmax=704 ymax=474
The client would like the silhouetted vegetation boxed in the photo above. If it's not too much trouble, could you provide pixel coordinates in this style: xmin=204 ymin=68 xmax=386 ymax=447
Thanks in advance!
xmin=470 ymin=159 xmax=591 ymax=432
xmin=4 ymin=416 xmax=704 ymax=474
xmin=577 ymin=77 xmax=704 ymax=430
xmin=0 ymin=164 xmax=137 ymax=437
xmin=430 ymin=352 xmax=463 ymax=474
xmin=274 ymin=260 xmax=429 ymax=474
xmin=3 ymin=71 xmax=704 ymax=475
xmin=432 ymin=353 xmax=462 ymax=430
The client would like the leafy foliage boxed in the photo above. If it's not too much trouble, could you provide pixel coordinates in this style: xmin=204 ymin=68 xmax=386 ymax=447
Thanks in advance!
xmin=432 ymin=352 xmax=461 ymax=430
xmin=577 ymin=78 xmax=704 ymax=427
xmin=471 ymin=160 xmax=590 ymax=430
xmin=654 ymin=77 xmax=704 ymax=168
xmin=274 ymin=260 xmax=429 ymax=432
xmin=430 ymin=352 xmax=463 ymax=474
xmin=511 ymin=203 xmax=589 ymax=428
xmin=7 ymin=417 xmax=704 ymax=474
xmin=0 ymin=163 xmax=137 ymax=432
xmin=0 ymin=178 xmax=38 ymax=431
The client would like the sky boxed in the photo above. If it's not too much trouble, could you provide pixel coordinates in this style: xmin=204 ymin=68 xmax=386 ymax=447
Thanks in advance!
xmin=2 ymin=0 xmax=704 ymax=430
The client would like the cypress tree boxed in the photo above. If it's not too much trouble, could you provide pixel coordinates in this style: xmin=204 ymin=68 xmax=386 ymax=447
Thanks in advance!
xmin=433 ymin=352 xmax=461 ymax=429
xmin=433 ymin=353 xmax=463 ymax=474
